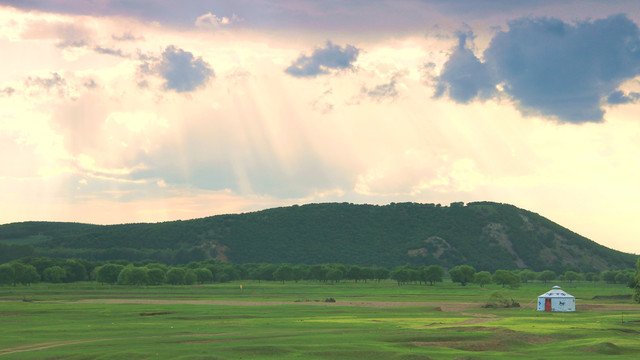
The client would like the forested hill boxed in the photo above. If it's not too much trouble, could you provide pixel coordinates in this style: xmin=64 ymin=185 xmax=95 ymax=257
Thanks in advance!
xmin=0 ymin=202 xmax=636 ymax=272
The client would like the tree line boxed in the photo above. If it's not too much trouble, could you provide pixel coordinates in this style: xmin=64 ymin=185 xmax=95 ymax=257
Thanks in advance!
xmin=0 ymin=257 xmax=638 ymax=290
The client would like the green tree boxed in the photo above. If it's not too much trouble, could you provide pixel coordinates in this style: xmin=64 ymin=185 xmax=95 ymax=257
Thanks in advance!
xmin=360 ymin=267 xmax=374 ymax=283
xmin=564 ymin=270 xmax=580 ymax=283
xmin=292 ymin=265 xmax=310 ymax=282
xmin=615 ymin=270 xmax=633 ymax=287
xmin=43 ymin=266 xmax=66 ymax=283
xmin=538 ymin=270 xmax=556 ymax=284
xmin=166 ymin=268 xmax=186 ymax=285
xmin=147 ymin=268 xmax=166 ymax=285
xmin=326 ymin=268 xmax=344 ymax=283
xmin=473 ymin=271 xmax=492 ymax=288
xmin=11 ymin=263 xmax=39 ymax=286
xmin=96 ymin=264 xmax=124 ymax=284
xmin=310 ymin=265 xmax=328 ymax=282
xmin=449 ymin=265 xmax=476 ymax=286
xmin=373 ymin=267 xmax=390 ymax=283
xmin=407 ymin=268 xmax=421 ymax=283
xmin=118 ymin=266 xmax=148 ymax=285
xmin=518 ymin=269 xmax=536 ymax=283
xmin=195 ymin=268 xmax=213 ymax=284
xmin=116 ymin=267 xmax=131 ymax=285
xmin=585 ymin=272 xmax=600 ymax=282
xmin=273 ymin=264 xmax=294 ymax=284
xmin=184 ymin=270 xmax=197 ymax=285
xmin=492 ymin=270 xmax=520 ymax=288
xmin=215 ymin=264 xmax=240 ymax=283
xmin=0 ymin=264 xmax=14 ymax=285
xmin=422 ymin=265 xmax=444 ymax=286
xmin=602 ymin=270 xmax=618 ymax=284
xmin=390 ymin=267 xmax=410 ymax=285
xmin=257 ymin=264 xmax=277 ymax=282
xmin=63 ymin=259 xmax=87 ymax=283
xmin=346 ymin=265 xmax=363 ymax=282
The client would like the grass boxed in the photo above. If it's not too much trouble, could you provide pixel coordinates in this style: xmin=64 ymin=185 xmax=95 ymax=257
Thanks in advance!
xmin=0 ymin=280 xmax=638 ymax=359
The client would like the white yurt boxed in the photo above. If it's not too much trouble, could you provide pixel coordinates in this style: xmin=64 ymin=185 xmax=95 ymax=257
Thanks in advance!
xmin=537 ymin=285 xmax=575 ymax=312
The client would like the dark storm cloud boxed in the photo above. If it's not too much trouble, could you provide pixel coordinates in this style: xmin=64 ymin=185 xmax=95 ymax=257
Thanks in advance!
xmin=434 ymin=31 xmax=496 ymax=103
xmin=4 ymin=0 xmax=639 ymax=35
xmin=138 ymin=46 xmax=214 ymax=92
xmin=285 ymin=41 xmax=359 ymax=78
xmin=606 ymin=90 xmax=640 ymax=105
xmin=436 ymin=14 xmax=640 ymax=123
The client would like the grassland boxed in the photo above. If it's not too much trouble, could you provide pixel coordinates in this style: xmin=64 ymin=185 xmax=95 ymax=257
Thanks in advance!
xmin=1 ymin=281 xmax=639 ymax=359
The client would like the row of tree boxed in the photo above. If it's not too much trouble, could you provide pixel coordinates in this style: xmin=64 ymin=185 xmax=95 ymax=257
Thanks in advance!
xmin=634 ymin=258 xmax=640 ymax=303
xmin=1 ymin=256 xmax=638 ymax=289
xmin=391 ymin=264 xmax=638 ymax=289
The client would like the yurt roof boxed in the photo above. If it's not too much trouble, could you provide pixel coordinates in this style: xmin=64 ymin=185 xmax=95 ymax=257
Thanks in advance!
xmin=538 ymin=285 xmax=574 ymax=298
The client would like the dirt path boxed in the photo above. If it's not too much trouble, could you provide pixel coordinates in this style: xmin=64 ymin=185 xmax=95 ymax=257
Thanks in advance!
xmin=0 ymin=339 xmax=112 ymax=356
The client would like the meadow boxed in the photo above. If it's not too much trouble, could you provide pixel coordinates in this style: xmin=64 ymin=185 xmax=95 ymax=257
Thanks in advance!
xmin=1 ymin=280 xmax=639 ymax=359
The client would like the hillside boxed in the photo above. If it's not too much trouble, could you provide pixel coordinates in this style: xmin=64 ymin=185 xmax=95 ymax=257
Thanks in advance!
xmin=0 ymin=202 xmax=636 ymax=272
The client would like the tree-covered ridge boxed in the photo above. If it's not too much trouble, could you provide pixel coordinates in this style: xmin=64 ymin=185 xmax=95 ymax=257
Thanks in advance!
xmin=0 ymin=202 xmax=637 ymax=272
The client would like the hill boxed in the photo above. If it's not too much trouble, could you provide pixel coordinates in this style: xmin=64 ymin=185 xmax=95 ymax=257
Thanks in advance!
xmin=0 ymin=202 xmax=636 ymax=272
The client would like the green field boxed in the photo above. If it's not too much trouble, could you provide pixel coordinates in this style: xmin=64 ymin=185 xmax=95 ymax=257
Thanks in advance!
xmin=1 ymin=281 xmax=639 ymax=359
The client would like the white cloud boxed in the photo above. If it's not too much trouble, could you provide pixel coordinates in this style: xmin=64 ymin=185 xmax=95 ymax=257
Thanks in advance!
xmin=194 ymin=12 xmax=235 ymax=30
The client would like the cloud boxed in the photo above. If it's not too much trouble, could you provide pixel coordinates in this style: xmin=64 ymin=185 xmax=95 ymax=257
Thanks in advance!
xmin=84 ymin=79 xmax=98 ymax=89
xmin=285 ymin=41 xmax=359 ymax=78
xmin=0 ymin=87 xmax=14 ymax=96
xmin=364 ymin=76 xmax=399 ymax=100
xmin=360 ymin=72 xmax=407 ymax=102
xmin=140 ymin=45 xmax=214 ymax=92
xmin=21 ymin=19 xmax=93 ymax=48
xmin=310 ymin=88 xmax=334 ymax=114
xmin=434 ymin=31 xmax=496 ymax=103
xmin=93 ymin=46 xmax=127 ymax=57
xmin=25 ymin=72 xmax=66 ymax=93
xmin=606 ymin=90 xmax=640 ymax=105
xmin=112 ymin=31 xmax=143 ymax=41
xmin=195 ymin=12 xmax=240 ymax=30
xmin=435 ymin=14 xmax=640 ymax=123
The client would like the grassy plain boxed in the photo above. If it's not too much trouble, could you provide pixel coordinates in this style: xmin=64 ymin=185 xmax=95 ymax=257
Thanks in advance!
xmin=0 ymin=280 xmax=639 ymax=359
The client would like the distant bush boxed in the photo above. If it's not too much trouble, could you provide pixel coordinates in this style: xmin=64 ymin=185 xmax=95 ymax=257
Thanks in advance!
xmin=483 ymin=292 xmax=520 ymax=308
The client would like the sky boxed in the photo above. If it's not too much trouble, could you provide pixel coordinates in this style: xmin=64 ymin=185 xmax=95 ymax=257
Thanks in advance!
xmin=1 ymin=1 xmax=640 ymax=254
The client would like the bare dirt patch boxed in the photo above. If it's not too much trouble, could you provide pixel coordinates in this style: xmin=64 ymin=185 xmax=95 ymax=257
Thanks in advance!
xmin=413 ymin=339 xmax=506 ymax=352
xmin=413 ymin=325 xmax=554 ymax=352
xmin=413 ymin=313 xmax=500 ymax=328
xmin=139 ymin=311 xmax=173 ymax=316
xmin=455 ymin=313 xmax=499 ymax=325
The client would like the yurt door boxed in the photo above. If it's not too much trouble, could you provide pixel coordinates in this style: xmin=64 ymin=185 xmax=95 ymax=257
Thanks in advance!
xmin=545 ymin=298 xmax=552 ymax=311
